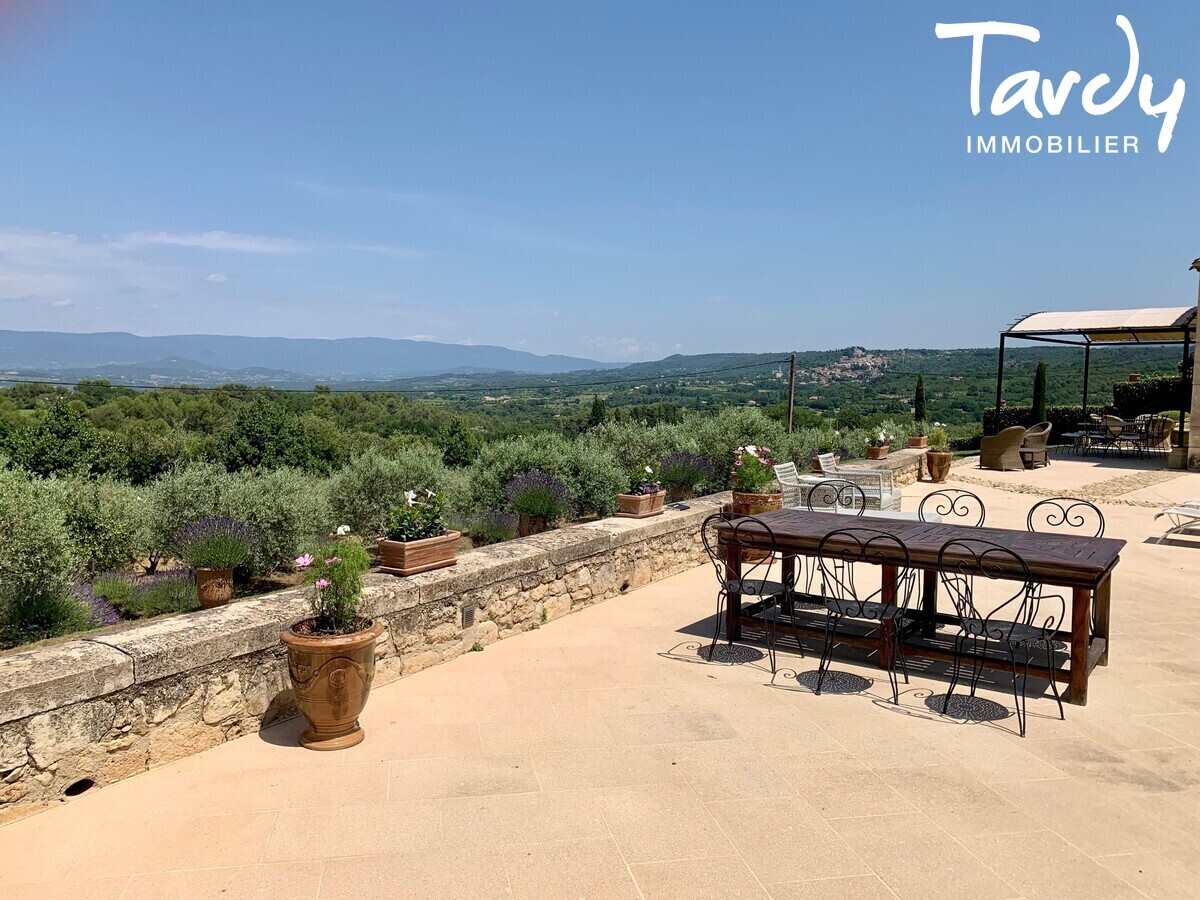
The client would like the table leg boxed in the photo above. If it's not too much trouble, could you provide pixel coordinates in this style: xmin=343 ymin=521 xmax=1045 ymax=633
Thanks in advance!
xmin=724 ymin=541 xmax=742 ymax=642
xmin=1094 ymin=572 xmax=1111 ymax=666
xmin=782 ymin=554 xmax=797 ymax=592
xmin=1068 ymin=586 xmax=1090 ymax=705
xmin=921 ymin=569 xmax=937 ymax=638
xmin=879 ymin=563 xmax=897 ymax=669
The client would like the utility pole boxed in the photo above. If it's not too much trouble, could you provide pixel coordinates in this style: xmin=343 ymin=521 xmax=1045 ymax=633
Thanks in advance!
xmin=786 ymin=352 xmax=796 ymax=433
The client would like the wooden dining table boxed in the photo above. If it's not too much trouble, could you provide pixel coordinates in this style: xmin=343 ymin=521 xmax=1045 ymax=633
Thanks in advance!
xmin=716 ymin=509 xmax=1125 ymax=705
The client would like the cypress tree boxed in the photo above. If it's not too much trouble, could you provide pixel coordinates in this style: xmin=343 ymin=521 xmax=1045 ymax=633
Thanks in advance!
xmin=1031 ymin=361 xmax=1048 ymax=424
xmin=913 ymin=374 xmax=927 ymax=422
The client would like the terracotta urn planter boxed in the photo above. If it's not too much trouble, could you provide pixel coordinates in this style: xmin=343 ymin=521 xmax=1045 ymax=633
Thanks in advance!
xmin=617 ymin=491 xmax=666 ymax=518
xmin=926 ymin=450 xmax=954 ymax=483
xmin=907 ymin=436 xmax=928 ymax=449
xmin=195 ymin=567 xmax=233 ymax=608
xmin=865 ymin=445 xmax=890 ymax=460
xmin=377 ymin=532 xmax=459 ymax=577
xmin=282 ymin=619 xmax=384 ymax=751
xmin=666 ymin=485 xmax=695 ymax=503
xmin=517 ymin=514 xmax=549 ymax=537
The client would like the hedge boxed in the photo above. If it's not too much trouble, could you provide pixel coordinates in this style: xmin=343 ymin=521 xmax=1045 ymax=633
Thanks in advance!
xmin=1112 ymin=376 xmax=1190 ymax=419
xmin=982 ymin=405 xmax=1107 ymax=442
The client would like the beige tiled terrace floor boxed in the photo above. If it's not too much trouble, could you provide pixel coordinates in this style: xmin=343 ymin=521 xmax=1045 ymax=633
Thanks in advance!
xmin=1 ymin=458 xmax=1198 ymax=899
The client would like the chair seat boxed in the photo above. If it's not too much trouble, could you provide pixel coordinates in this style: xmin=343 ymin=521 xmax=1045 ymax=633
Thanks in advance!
xmin=726 ymin=578 xmax=786 ymax=598
xmin=961 ymin=618 xmax=1051 ymax=645
xmin=825 ymin=599 xmax=906 ymax=621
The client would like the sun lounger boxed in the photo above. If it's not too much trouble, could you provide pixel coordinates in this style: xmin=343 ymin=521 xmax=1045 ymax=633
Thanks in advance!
xmin=1155 ymin=501 xmax=1200 ymax=542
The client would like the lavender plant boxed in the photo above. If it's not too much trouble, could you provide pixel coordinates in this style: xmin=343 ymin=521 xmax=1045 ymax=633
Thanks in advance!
xmin=504 ymin=471 xmax=571 ymax=521
xmin=75 ymin=581 xmax=120 ymax=627
xmin=172 ymin=517 xmax=257 ymax=570
xmin=657 ymin=451 xmax=714 ymax=495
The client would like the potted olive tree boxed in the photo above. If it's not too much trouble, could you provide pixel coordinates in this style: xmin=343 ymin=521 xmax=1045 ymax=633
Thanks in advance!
xmin=506 ymin=471 xmax=571 ymax=536
xmin=658 ymin=451 xmax=714 ymax=502
xmin=172 ymin=517 xmax=257 ymax=608
xmin=730 ymin=445 xmax=782 ymax=518
xmin=282 ymin=540 xmax=381 ymax=750
xmin=617 ymin=465 xmax=665 ymax=518
xmin=926 ymin=424 xmax=953 ymax=483
xmin=377 ymin=490 xmax=459 ymax=576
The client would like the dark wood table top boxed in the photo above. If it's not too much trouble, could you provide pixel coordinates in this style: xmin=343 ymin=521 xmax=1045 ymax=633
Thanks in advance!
xmin=716 ymin=508 xmax=1125 ymax=588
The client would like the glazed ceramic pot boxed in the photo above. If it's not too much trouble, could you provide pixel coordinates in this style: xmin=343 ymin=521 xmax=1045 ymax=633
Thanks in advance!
xmin=195 ymin=567 xmax=233 ymax=608
xmin=377 ymin=532 xmax=459 ymax=576
xmin=281 ymin=619 xmax=384 ymax=751
xmin=616 ymin=491 xmax=666 ymax=518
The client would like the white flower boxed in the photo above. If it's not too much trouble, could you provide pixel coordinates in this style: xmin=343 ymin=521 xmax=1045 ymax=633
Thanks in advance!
xmin=425 ymin=489 xmax=436 ymax=498
xmin=644 ymin=466 xmax=653 ymax=474
xmin=404 ymin=490 xmax=417 ymax=507
xmin=336 ymin=525 xmax=350 ymax=536
xmin=744 ymin=444 xmax=758 ymax=455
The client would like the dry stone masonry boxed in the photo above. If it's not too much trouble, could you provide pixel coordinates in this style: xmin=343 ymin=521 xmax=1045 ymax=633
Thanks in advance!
xmin=0 ymin=495 xmax=722 ymax=822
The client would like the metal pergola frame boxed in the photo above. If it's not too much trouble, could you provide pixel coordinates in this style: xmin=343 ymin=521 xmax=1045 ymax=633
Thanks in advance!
xmin=995 ymin=310 xmax=1196 ymax=432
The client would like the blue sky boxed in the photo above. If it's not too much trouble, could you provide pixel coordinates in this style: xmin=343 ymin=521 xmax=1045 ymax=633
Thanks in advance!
xmin=0 ymin=1 xmax=1196 ymax=360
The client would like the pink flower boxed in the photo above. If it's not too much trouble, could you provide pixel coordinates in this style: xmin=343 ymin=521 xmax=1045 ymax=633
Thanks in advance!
xmin=294 ymin=554 xmax=314 ymax=569
xmin=324 ymin=556 xmax=341 ymax=565
xmin=316 ymin=578 xmax=331 ymax=588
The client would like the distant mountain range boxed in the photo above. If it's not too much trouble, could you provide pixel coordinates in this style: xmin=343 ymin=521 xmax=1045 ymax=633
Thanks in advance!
xmin=0 ymin=331 xmax=620 ymax=384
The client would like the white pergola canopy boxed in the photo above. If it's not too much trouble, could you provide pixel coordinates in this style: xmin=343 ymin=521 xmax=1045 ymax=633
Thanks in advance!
xmin=1005 ymin=307 xmax=1196 ymax=344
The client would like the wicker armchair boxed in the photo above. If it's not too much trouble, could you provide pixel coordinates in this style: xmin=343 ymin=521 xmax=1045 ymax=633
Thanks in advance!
xmin=1023 ymin=422 xmax=1051 ymax=451
xmin=979 ymin=426 xmax=1026 ymax=471
xmin=1147 ymin=417 xmax=1175 ymax=453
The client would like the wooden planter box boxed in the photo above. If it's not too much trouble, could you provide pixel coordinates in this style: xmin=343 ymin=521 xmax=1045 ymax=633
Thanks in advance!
xmin=377 ymin=532 xmax=460 ymax=576
xmin=617 ymin=491 xmax=665 ymax=518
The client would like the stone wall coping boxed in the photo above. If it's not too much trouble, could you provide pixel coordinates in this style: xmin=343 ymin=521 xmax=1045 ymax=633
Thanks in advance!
xmin=0 ymin=640 xmax=134 ymax=726
xmin=844 ymin=447 xmax=925 ymax=473
xmin=0 ymin=492 xmax=728 ymax=724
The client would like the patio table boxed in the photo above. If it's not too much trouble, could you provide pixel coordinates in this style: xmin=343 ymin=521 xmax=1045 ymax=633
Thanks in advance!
xmin=716 ymin=509 xmax=1125 ymax=705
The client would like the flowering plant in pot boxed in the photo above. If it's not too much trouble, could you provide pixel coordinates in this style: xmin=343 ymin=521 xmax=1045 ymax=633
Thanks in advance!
xmin=172 ymin=517 xmax=256 ymax=608
xmin=282 ymin=540 xmax=380 ymax=750
xmin=865 ymin=428 xmax=893 ymax=460
xmin=377 ymin=490 xmax=459 ymax=576
xmin=658 ymin=450 xmax=714 ymax=502
xmin=908 ymin=420 xmax=929 ymax=449
xmin=617 ymin=465 xmax=665 ymax=518
xmin=506 ymin=471 xmax=571 ymax=536
xmin=925 ymin=423 xmax=953 ymax=483
xmin=730 ymin=445 xmax=782 ymax=518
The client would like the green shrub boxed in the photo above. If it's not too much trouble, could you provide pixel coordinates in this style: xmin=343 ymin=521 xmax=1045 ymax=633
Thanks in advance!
xmin=685 ymin=408 xmax=789 ymax=489
xmin=468 ymin=433 xmax=624 ymax=518
xmin=222 ymin=467 xmax=333 ymax=574
xmin=172 ymin=517 xmax=257 ymax=570
xmin=45 ymin=477 xmax=147 ymax=575
xmin=98 ymin=569 xmax=197 ymax=618
xmin=1112 ymin=375 xmax=1190 ymax=419
xmin=329 ymin=447 xmax=465 ymax=538
xmin=146 ymin=462 xmax=232 ymax=565
xmin=0 ymin=472 xmax=88 ymax=646
xmin=581 ymin=421 xmax=696 ymax=474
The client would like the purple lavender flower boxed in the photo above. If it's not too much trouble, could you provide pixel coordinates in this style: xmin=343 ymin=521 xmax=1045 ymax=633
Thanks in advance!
xmin=172 ymin=516 xmax=257 ymax=570
xmin=75 ymin=582 xmax=120 ymax=626
xmin=505 ymin=471 xmax=571 ymax=519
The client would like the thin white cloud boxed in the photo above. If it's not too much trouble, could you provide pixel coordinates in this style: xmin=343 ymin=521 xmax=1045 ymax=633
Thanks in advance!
xmin=117 ymin=230 xmax=308 ymax=255
xmin=404 ymin=334 xmax=437 ymax=341
xmin=205 ymin=273 xmax=228 ymax=282
xmin=51 ymin=298 xmax=73 ymax=307
xmin=347 ymin=243 xmax=427 ymax=260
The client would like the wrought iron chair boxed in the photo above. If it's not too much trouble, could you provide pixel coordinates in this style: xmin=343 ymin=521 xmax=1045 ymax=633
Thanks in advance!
xmin=810 ymin=528 xmax=915 ymax=704
xmin=700 ymin=513 xmax=784 ymax=670
xmin=1026 ymin=497 xmax=1105 ymax=538
xmin=936 ymin=538 xmax=1065 ymax=737
xmin=918 ymin=489 xmax=986 ymax=527
xmin=805 ymin=478 xmax=868 ymax=515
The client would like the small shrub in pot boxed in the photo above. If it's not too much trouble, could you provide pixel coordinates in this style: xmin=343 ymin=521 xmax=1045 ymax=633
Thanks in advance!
xmin=172 ymin=516 xmax=257 ymax=608
xmin=617 ymin=465 xmax=665 ymax=518
xmin=658 ymin=450 xmax=714 ymax=501
xmin=377 ymin=490 xmax=459 ymax=576
xmin=506 ymin=471 xmax=571 ymax=536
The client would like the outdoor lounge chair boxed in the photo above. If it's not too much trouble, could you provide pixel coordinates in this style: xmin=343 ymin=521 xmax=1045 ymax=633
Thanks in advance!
xmin=979 ymin=426 xmax=1025 ymax=471
xmin=1021 ymin=422 xmax=1052 ymax=467
xmin=1155 ymin=501 xmax=1200 ymax=543
xmin=815 ymin=453 xmax=902 ymax=510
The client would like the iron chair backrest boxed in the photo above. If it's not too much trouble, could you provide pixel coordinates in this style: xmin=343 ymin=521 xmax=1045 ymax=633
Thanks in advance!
xmin=806 ymin=478 xmax=867 ymax=515
xmin=816 ymin=528 xmax=914 ymax=619
xmin=700 ymin=513 xmax=778 ymax=589
xmin=1026 ymin=497 xmax=1106 ymax=538
xmin=918 ymin=489 xmax=986 ymax=527
xmin=936 ymin=538 xmax=1063 ymax=642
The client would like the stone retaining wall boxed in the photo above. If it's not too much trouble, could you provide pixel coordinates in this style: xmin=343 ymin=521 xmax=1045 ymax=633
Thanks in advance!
xmin=0 ymin=495 xmax=723 ymax=822
xmin=846 ymin=447 xmax=925 ymax=486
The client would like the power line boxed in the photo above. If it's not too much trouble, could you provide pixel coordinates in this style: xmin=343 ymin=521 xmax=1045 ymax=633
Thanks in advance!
xmin=0 ymin=358 xmax=792 ymax=397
